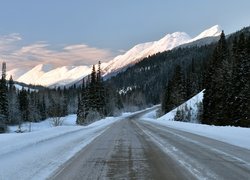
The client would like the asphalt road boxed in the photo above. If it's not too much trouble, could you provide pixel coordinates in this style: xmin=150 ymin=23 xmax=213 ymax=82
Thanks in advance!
xmin=50 ymin=112 xmax=250 ymax=180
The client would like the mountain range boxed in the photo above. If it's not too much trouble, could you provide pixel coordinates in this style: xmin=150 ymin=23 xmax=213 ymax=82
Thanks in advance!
xmin=7 ymin=25 xmax=221 ymax=87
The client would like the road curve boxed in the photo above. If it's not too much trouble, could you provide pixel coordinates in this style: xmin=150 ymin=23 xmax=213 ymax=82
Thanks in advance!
xmin=50 ymin=112 xmax=250 ymax=180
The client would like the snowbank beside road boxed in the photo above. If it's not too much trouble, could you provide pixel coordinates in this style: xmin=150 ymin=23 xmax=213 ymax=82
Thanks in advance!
xmin=0 ymin=113 xmax=131 ymax=180
xmin=141 ymin=107 xmax=250 ymax=150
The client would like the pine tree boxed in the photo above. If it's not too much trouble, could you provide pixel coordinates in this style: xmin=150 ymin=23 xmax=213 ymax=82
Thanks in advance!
xmin=7 ymin=75 xmax=20 ymax=124
xmin=77 ymin=62 xmax=108 ymax=124
xmin=77 ymin=80 xmax=89 ymax=124
xmin=0 ymin=62 xmax=8 ymax=127
xmin=8 ymin=75 xmax=14 ymax=91
xmin=39 ymin=94 xmax=47 ymax=120
xmin=174 ymin=108 xmax=184 ymax=121
xmin=231 ymin=34 xmax=250 ymax=126
xmin=18 ymin=88 xmax=29 ymax=122
xmin=96 ymin=61 xmax=106 ymax=115
xmin=203 ymin=31 xmax=230 ymax=125
xmin=162 ymin=65 xmax=186 ymax=114
xmin=89 ymin=65 xmax=98 ymax=110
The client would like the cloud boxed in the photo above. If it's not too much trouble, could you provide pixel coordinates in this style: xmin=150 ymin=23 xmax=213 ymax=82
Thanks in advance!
xmin=0 ymin=33 xmax=114 ymax=70
xmin=0 ymin=33 xmax=22 ymax=52
xmin=118 ymin=49 xmax=126 ymax=53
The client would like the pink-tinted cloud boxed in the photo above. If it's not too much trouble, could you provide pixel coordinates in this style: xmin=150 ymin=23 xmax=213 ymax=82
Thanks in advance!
xmin=0 ymin=33 xmax=115 ymax=70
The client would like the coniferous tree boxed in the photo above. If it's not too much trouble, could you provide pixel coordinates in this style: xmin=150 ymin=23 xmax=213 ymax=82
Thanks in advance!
xmin=77 ymin=61 xmax=109 ymax=124
xmin=39 ymin=94 xmax=47 ymax=120
xmin=7 ymin=75 xmax=20 ymax=124
xmin=230 ymin=34 xmax=250 ymax=126
xmin=96 ymin=61 xmax=106 ymax=115
xmin=77 ymin=80 xmax=89 ymax=124
xmin=203 ymin=31 xmax=230 ymax=125
xmin=0 ymin=62 xmax=8 ymax=126
xmin=17 ymin=88 xmax=29 ymax=131
xmin=89 ymin=65 xmax=97 ymax=110
xmin=162 ymin=65 xmax=186 ymax=114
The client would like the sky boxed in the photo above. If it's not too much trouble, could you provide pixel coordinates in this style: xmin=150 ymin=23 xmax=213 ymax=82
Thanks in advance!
xmin=0 ymin=0 xmax=250 ymax=70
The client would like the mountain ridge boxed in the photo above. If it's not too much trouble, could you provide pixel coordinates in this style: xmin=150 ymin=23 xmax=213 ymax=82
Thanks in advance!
xmin=7 ymin=25 xmax=222 ymax=87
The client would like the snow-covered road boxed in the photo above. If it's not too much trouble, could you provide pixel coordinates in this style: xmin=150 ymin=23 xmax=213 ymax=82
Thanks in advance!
xmin=0 ymin=115 xmax=128 ymax=180
xmin=136 ymin=120 xmax=250 ymax=179
xmin=1 ymin=107 xmax=250 ymax=180
xmin=51 ymin=112 xmax=250 ymax=180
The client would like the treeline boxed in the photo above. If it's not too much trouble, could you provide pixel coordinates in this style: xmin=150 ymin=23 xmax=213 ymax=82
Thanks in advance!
xmin=107 ymin=26 xmax=249 ymax=127
xmin=161 ymin=30 xmax=250 ymax=126
xmin=0 ymin=61 xmax=122 ymax=133
xmin=160 ymin=57 xmax=205 ymax=122
xmin=0 ymin=63 xmax=79 ymax=132
xmin=77 ymin=61 xmax=123 ymax=125
xmin=203 ymin=32 xmax=250 ymax=126
xmin=107 ymin=44 xmax=215 ymax=110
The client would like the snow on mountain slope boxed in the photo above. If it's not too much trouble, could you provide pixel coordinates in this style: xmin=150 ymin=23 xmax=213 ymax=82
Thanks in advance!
xmin=6 ymin=68 xmax=27 ymax=80
xmin=189 ymin=25 xmax=222 ymax=43
xmin=9 ymin=25 xmax=221 ymax=87
xmin=104 ymin=25 xmax=221 ymax=77
xmin=38 ymin=66 xmax=92 ymax=87
xmin=103 ymin=32 xmax=191 ymax=75
xmin=17 ymin=64 xmax=54 ymax=85
xmin=17 ymin=64 xmax=91 ymax=87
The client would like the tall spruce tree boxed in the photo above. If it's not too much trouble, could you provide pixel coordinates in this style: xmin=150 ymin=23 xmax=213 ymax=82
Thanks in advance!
xmin=77 ymin=62 xmax=108 ymax=124
xmin=89 ymin=65 xmax=98 ymax=110
xmin=96 ymin=61 xmax=106 ymax=115
xmin=7 ymin=75 xmax=20 ymax=124
xmin=231 ymin=34 xmax=250 ymax=126
xmin=202 ymin=31 xmax=230 ymax=125
xmin=77 ymin=80 xmax=89 ymax=124
xmin=18 ymin=88 xmax=29 ymax=122
xmin=0 ymin=62 xmax=8 ymax=120
xmin=162 ymin=65 xmax=186 ymax=114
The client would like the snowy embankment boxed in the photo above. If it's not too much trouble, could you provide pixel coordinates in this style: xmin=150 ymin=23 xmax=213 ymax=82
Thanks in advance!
xmin=0 ymin=113 xmax=131 ymax=180
xmin=141 ymin=91 xmax=250 ymax=150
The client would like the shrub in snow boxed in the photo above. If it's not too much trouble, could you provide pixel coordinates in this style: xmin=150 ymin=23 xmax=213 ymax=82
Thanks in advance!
xmin=50 ymin=117 xmax=64 ymax=127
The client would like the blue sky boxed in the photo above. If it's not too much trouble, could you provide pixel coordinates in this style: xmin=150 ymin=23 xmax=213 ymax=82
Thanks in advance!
xmin=0 ymin=0 xmax=250 ymax=69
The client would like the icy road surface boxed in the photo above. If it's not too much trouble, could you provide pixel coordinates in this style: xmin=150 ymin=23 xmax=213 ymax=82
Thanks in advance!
xmin=51 ymin=112 xmax=250 ymax=180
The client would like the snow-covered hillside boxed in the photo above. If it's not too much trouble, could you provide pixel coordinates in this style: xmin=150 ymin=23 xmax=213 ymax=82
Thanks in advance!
xmin=15 ymin=64 xmax=92 ymax=87
xmin=103 ymin=32 xmax=191 ymax=76
xmin=103 ymin=25 xmax=221 ymax=77
xmin=141 ymin=92 xmax=250 ymax=150
xmin=6 ymin=68 xmax=28 ymax=80
xmin=158 ymin=91 xmax=204 ymax=123
xmin=7 ymin=25 xmax=221 ymax=87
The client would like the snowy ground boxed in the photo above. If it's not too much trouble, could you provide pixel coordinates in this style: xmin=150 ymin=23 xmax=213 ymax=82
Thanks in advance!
xmin=8 ymin=114 xmax=83 ymax=133
xmin=0 ymin=113 xmax=132 ymax=180
xmin=141 ymin=105 xmax=250 ymax=150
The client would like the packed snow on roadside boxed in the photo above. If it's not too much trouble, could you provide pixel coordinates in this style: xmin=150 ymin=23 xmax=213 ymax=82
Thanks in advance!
xmin=0 ymin=113 xmax=132 ymax=180
xmin=141 ymin=91 xmax=250 ymax=150
xmin=7 ymin=114 xmax=78 ymax=133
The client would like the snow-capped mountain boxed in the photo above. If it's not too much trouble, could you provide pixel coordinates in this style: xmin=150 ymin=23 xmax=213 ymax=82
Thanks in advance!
xmin=188 ymin=25 xmax=221 ymax=42
xmin=14 ymin=64 xmax=91 ymax=87
xmin=103 ymin=32 xmax=191 ymax=76
xmin=6 ymin=68 xmax=28 ymax=80
xmin=104 ymin=25 xmax=221 ymax=77
xmin=7 ymin=25 xmax=221 ymax=87
xmin=17 ymin=64 xmax=54 ymax=85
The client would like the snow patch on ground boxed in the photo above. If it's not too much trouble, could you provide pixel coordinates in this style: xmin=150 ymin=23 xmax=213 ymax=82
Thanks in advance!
xmin=159 ymin=91 xmax=203 ymax=123
xmin=8 ymin=114 xmax=77 ymax=133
